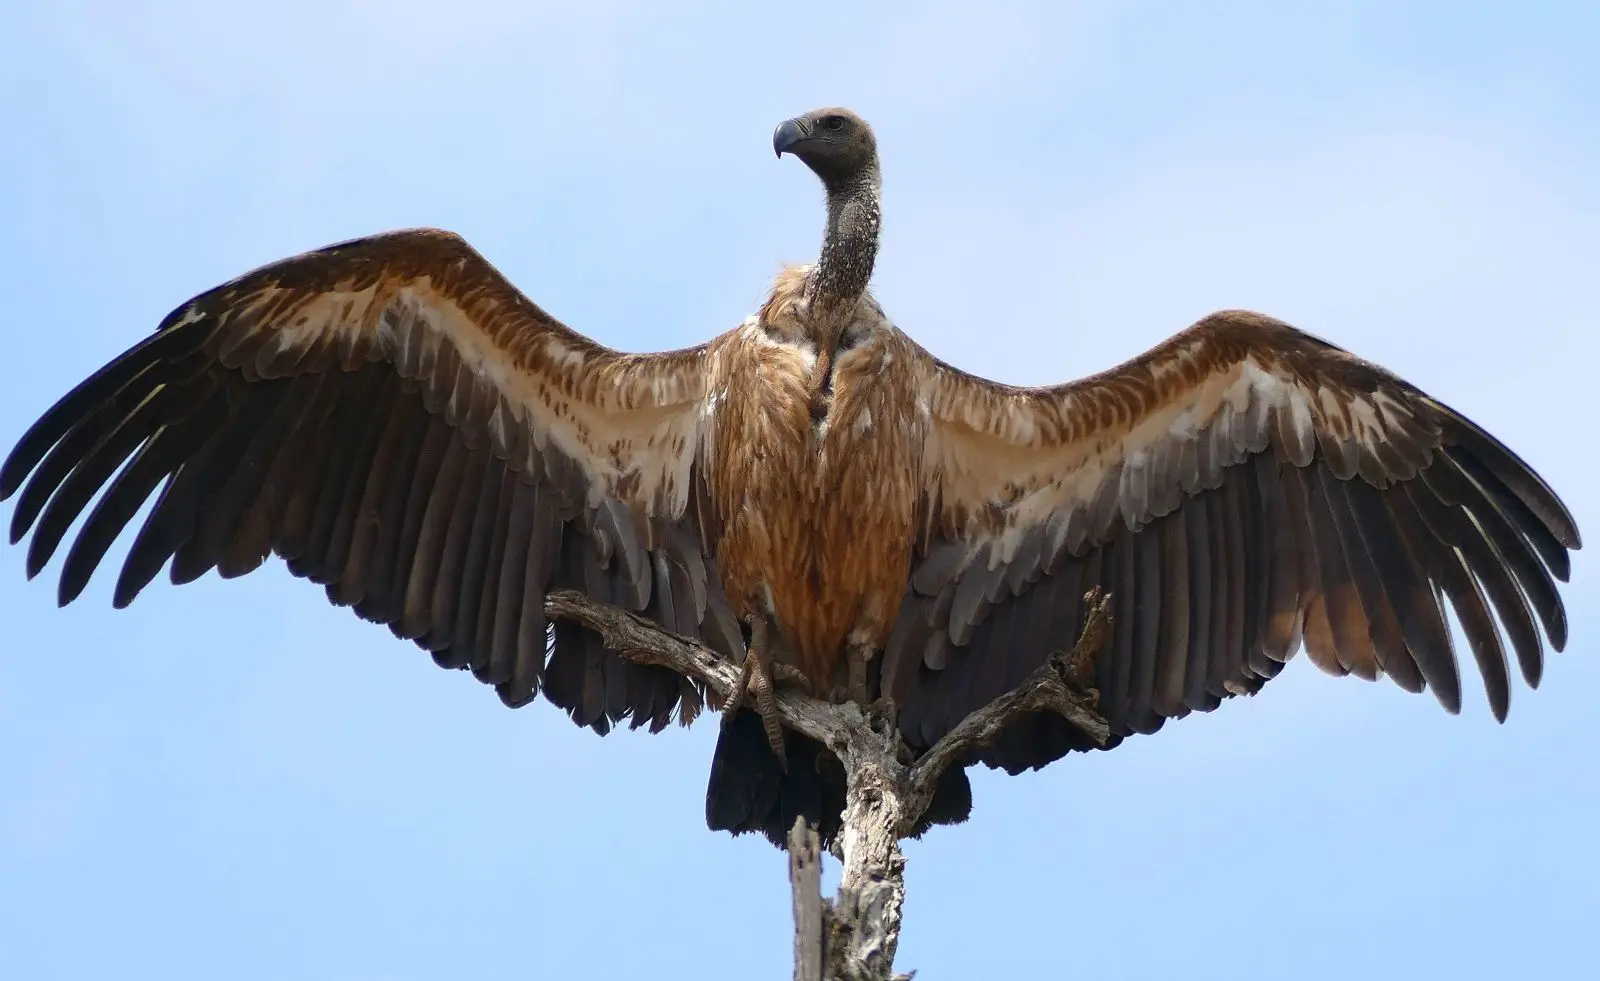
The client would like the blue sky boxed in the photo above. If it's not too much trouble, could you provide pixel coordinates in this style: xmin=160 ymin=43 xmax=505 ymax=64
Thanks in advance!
xmin=1 ymin=2 xmax=1596 ymax=978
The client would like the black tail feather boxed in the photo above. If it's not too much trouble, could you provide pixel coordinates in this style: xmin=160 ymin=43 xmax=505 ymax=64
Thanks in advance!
xmin=704 ymin=707 xmax=974 ymax=849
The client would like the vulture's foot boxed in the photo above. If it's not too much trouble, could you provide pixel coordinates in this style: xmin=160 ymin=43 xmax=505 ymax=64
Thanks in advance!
xmin=821 ymin=687 xmax=896 ymax=728
xmin=770 ymin=661 xmax=813 ymax=692
xmin=723 ymin=622 xmax=806 ymax=766
xmin=845 ymin=643 xmax=896 ymax=734
xmin=846 ymin=643 xmax=873 ymax=706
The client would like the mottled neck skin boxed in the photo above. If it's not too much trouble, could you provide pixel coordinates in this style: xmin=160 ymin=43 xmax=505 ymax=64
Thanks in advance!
xmin=808 ymin=167 xmax=881 ymax=319
xmin=804 ymin=166 xmax=881 ymax=420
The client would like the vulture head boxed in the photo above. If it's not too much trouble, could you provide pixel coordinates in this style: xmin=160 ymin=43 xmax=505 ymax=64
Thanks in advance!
xmin=773 ymin=107 xmax=878 ymax=189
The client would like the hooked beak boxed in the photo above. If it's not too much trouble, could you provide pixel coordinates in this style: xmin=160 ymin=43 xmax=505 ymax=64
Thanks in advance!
xmin=773 ymin=117 xmax=809 ymax=158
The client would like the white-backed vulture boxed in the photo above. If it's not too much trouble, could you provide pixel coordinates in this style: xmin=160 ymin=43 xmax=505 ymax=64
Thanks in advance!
xmin=2 ymin=107 xmax=1580 ymax=847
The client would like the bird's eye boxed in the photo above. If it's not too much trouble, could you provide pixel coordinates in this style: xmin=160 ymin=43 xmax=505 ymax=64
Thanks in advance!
xmin=822 ymin=115 xmax=846 ymax=132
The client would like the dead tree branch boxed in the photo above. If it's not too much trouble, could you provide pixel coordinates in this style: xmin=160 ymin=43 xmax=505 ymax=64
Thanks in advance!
xmin=544 ymin=587 xmax=1113 ymax=980
xmin=905 ymin=588 xmax=1114 ymax=817
xmin=790 ymin=818 xmax=826 ymax=981
xmin=544 ymin=589 xmax=846 ymax=746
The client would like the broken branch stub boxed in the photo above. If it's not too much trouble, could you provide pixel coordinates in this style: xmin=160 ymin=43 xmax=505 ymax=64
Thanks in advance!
xmin=544 ymin=587 xmax=1114 ymax=980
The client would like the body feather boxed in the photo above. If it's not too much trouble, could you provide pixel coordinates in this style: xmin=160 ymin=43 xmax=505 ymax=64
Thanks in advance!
xmin=3 ymin=126 xmax=1581 ymax=850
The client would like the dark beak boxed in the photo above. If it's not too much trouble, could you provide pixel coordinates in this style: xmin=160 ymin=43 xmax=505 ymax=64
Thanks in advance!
xmin=773 ymin=117 xmax=808 ymax=158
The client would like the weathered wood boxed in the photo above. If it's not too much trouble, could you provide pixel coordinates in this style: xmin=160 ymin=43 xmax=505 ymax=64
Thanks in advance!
xmin=543 ymin=589 xmax=848 ymax=747
xmin=544 ymin=587 xmax=1113 ymax=979
xmin=905 ymin=588 xmax=1114 ymax=818
xmin=828 ymin=728 xmax=911 ymax=979
xmin=790 ymin=818 xmax=826 ymax=981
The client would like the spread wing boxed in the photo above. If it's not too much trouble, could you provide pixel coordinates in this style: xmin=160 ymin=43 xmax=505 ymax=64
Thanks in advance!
xmin=2 ymin=228 xmax=742 ymax=734
xmin=884 ymin=310 xmax=1580 ymax=771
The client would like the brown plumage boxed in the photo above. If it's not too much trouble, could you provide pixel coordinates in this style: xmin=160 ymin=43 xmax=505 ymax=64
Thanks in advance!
xmin=2 ymin=107 xmax=1580 ymax=849
xmin=714 ymin=269 xmax=920 ymax=684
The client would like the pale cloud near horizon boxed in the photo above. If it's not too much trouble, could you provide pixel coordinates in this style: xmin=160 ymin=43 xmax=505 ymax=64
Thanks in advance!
xmin=1 ymin=2 xmax=1596 ymax=979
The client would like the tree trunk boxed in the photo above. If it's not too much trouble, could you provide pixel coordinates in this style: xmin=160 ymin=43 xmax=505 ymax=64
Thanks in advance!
xmin=545 ymin=587 xmax=1114 ymax=980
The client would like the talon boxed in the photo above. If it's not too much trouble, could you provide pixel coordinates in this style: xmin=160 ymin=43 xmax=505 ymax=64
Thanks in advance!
xmin=721 ymin=617 xmax=806 ymax=768
xmin=847 ymin=642 xmax=873 ymax=707
xmin=723 ymin=654 xmax=756 ymax=716
xmin=771 ymin=662 xmax=814 ymax=694
xmin=748 ymin=650 xmax=787 ymax=766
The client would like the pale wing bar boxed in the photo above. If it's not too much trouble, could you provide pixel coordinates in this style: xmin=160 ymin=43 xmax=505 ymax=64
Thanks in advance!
xmin=1 ymin=230 xmax=742 ymax=733
xmin=886 ymin=313 xmax=1579 ymax=770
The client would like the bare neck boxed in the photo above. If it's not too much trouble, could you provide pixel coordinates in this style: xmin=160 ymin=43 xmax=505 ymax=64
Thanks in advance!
xmin=805 ymin=167 xmax=881 ymax=325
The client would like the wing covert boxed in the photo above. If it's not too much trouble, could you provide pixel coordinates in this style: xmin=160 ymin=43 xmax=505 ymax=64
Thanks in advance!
xmin=886 ymin=310 xmax=1579 ymax=769
xmin=2 ymin=228 xmax=743 ymax=733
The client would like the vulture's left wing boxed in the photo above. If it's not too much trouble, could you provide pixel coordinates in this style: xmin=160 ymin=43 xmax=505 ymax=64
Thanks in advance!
xmin=885 ymin=310 xmax=1579 ymax=771
xmin=2 ymin=228 xmax=742 ymax=734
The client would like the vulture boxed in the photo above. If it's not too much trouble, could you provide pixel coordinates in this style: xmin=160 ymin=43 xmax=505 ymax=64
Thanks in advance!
xmin=2 ymin=107 xmax=1581 ymax=848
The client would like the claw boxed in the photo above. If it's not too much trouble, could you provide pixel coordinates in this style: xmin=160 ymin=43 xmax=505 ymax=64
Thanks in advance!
xmin=847 ymin=642 xmax=873 ymax=706
xmin=724 ymin=654 xmax=753 ymax=715
xmin=844 ymin=643 xmax=896 ymax=732
xmin=772 ymin=662 xmax=814 ymax=693
xmin=722 ymin=618 xmax=803 ymax=767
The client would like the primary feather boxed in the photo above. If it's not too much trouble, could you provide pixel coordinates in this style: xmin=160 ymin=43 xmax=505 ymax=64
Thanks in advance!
xmin=3 ymin=109 xmax=1579 ymax=850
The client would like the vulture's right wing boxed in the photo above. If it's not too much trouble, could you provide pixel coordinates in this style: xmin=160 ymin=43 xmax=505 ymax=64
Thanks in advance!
xmin=887 ymin=310 xmax=1579 ymax=768
xmin=2 ymin=228 xmax=742 ymax=734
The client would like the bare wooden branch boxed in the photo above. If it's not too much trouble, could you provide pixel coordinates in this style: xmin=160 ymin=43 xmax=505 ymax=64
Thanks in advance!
xmin=545 ymin=589 xmax=851 ymax=749
xmin=829 ymin=734 xmax=911 ymax=979
xmin=790 ymin=818 xmax=826 ymax=981
xmin=904 ymin=588 xmax=1114 ymax=821
xmin=544 ymin=586 xmax=1113 ymax=980
xmin=544 ymin=589 xmax=740 ymax=696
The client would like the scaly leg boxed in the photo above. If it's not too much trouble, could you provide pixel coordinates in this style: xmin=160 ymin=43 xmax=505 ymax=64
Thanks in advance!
xmin=723 ymin=616 xmax=811 ymax=765
xmin=846 ymin=641 xmax=896 ymax=735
